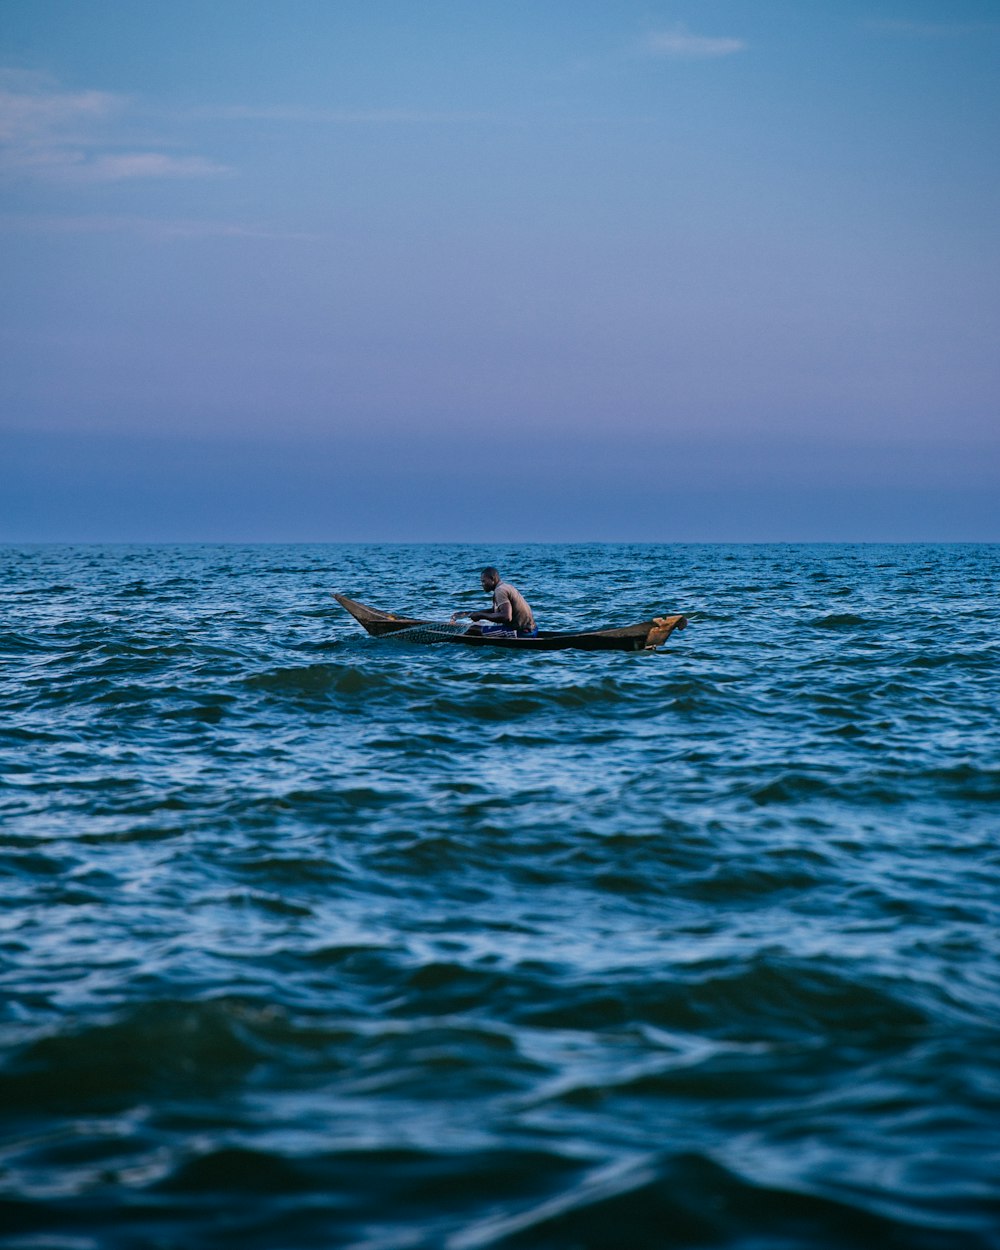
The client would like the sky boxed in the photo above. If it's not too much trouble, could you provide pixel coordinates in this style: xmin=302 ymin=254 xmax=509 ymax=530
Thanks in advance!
xmin=1 ymin=0 xmax=998 ymax=541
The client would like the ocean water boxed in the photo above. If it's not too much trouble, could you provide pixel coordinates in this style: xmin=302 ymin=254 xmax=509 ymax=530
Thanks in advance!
xmin=1 ymin=542 xmax=998 ymax=1250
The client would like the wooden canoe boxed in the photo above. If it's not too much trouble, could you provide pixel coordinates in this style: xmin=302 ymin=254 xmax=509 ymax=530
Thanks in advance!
xmin=334 ymin=593 xmax=687 ymax=652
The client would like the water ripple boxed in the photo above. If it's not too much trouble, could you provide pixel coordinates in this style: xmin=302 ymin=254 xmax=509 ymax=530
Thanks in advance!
xmin=1 ymin=542 xmax=998 ymax=1248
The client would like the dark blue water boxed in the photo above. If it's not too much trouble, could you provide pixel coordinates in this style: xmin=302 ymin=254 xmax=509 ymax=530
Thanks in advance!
xmin=2 ymin=543 xmax=998 ymax=1250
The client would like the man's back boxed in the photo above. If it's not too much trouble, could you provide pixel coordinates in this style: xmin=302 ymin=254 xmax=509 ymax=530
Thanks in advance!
xmin=493 ymin=581 xmax=535 ymax=632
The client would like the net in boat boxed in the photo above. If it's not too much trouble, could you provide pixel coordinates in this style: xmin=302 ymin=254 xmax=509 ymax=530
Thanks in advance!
xmin=382 ymin=621 xmax=472 ymax=644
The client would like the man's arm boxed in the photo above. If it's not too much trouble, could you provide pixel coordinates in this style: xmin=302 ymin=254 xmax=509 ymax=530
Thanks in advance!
xmin=451 ymin=594 xmax=513 ymax=625
xmin=470 ymin=602 xmax=512 ymax=624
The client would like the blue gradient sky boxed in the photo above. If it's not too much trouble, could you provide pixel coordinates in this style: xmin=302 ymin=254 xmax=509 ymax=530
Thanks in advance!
xmin=2 ymin=1 xmax=998 ymax=540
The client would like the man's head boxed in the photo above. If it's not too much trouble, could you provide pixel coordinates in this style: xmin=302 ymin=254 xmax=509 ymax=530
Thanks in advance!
xmin=481 ymin=566 xmax=500 ymax=592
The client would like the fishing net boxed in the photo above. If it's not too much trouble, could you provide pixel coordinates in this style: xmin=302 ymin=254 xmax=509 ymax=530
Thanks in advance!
xmin=382 ymin=621 xmax=472 ymax=644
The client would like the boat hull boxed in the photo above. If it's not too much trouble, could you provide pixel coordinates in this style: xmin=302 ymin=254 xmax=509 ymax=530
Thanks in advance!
xmin=333 ymin=594 xmax=687 ymax=652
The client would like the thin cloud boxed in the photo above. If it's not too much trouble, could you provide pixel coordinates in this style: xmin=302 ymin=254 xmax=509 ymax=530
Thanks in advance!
xmin=643 ymin=26 xmax=746 ymax=59
xmin=0 ymin=70 xmax=118 ymax=141
xmin=0 ymin=68 xmax=228 ymax=181
xmin=82 ymin=153 xmax=230 ymax=181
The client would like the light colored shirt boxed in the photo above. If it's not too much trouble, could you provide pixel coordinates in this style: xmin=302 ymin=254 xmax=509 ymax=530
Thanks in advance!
xmin=494 ymin=581 xmax=535 ymax=632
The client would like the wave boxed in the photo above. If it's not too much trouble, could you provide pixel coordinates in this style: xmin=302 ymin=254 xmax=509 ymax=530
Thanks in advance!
xmin=2 ymin=1143 xmax=990 ymax=1249
xmin=0 ymin=999 xmax=267 ymax=1114
xmin=809 ymin=613 xmax=873 ymax=629
xmin=3 ymin=543 xmax=998 ymax=1250
xmin=512 ymin=956 xmax=931 ymax=1042
xmin=245 ymin=662 xmax=397 ymax=698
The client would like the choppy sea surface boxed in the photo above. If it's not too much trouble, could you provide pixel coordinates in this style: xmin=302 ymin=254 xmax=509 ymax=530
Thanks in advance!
xmin=1 ymin=542 xmax=998 ymax=1250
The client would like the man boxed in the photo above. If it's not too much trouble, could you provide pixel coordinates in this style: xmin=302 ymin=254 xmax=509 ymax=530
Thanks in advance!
xmin=452 ymin=567 xmax=537 ymax=636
